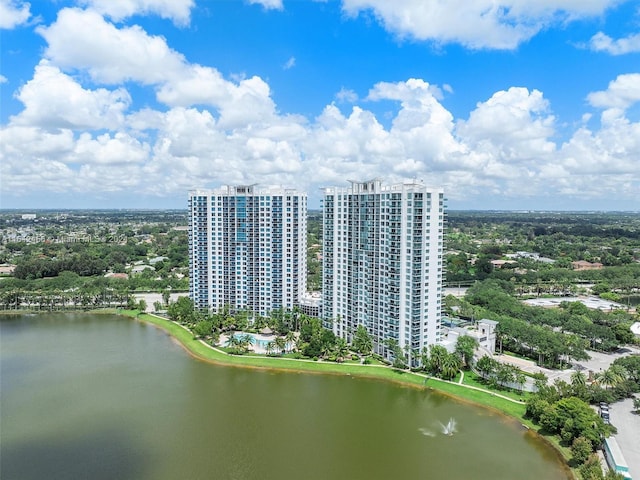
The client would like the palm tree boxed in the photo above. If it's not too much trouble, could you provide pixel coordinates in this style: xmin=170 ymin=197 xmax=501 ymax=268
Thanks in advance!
xmin=334 ymin=338 xmax=349 ymax=363
xmin=515 ymin=372 xmax=527 ymax=393
xmin=225 ymin=335 xmax=241 ymax=351
xmin=496 ymin=364 xmax=516 ymax=388
xmin=265 ymin=341 xmax=276 ymax=356
xmin=440 ymin=354 xmax=462 ymax=380
xmin=597 ymin=366 xmax=627 ymax=390
xmin=274 ymin=336 xmax=286 ymax=355
xmin=285 ymin=331 xmax=296 ymax=352
xmin=476 ymin=355 xmax=497 ymax=379
xmin=571 ymin=371 xmax=587 ymax=389
xmin=239 ymin=334 xmax=255 ymax=353
xmin=428 ymin=345 xmax=448 ymax=375
xmin=320 ymin=343 xmax=333 ymax=360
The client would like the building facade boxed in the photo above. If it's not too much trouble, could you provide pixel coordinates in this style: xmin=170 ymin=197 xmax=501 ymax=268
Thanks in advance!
xmin=189 ymin=185 xmax=307 ymax=317
xmin=322 ymin=180 xmax=445 ymax=365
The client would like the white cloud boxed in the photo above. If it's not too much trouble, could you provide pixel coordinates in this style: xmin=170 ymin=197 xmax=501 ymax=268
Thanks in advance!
xmin=79 ymin=0 xmax=194 ymax=26
xmin=12 ymin=61 xmax=131 ymax=130
xmin=70 ymin=132 xmax=150 ymax=165
xmin=335 ymin=87 xmax=358 ymax=103
xmin=157 ymin=70 xmax=277 ymax=128
xmin=587 ymin=73 xmax=640 ymax=110
xmin=589 ymin=31 xmax=640 ymax=55
xmin=37 ymin=8 xmax=279 ymax=129
xmin=248 ymin=0 xmax=284 ymax=10
xmin=37 ymin=8 xmax=186 ymax=85
xmin=341 ymin=0 xmax=620 ymax=50
xmin=0 ymin=74 xmax=7 ymax=83
xmin=0 ymin=0 xmax=30 ymax=29
xmin=2 ymin=9 xmax=639 ymax=208
xmin=283 ymin=56 xmax=296 ymax=70
xmin=457 ymin=87 xmax=556 ymax=161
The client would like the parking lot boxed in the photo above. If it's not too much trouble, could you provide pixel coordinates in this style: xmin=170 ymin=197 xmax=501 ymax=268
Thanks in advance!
xmin=608 ymin=397 xmax=640 ymax=480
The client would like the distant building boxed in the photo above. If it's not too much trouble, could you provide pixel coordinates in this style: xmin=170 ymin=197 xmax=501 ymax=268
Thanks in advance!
xmin=506 ymin=251 xmax=555 ymax=264
xmin=21 ymin=214 xmax=36 ymax=220
xmin=441 ymin=319 xmax=498 ymax=355
xmin=0 ymin=264 xmax=16 ymax=275
xmin=189 ymin=185 xmax=307 ymax=317
xmin=490 ymin=259 xmax=517 ymax=268
xmin=131 ymin=265 xmax=155 ymax=274
xmin=105 ymin=272 xmax=129 ymax=280
xmin=571 ymin=260 xmax=604 ymax=271
xmin=322 ymin=179 xmax=445 ymax=365
xmin=299 ymin=291 xmax=321 ymax=318
xmin=148 ymin=256 xmax=169 ymax=265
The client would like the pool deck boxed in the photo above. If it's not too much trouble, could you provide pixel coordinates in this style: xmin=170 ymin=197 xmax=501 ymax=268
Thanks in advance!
xmin=220 ymin=332 xmax=293 ymax=354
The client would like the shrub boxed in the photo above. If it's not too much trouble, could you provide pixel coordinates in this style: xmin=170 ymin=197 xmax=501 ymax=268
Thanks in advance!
xmin=571 ymin=436 xmax=593 ymax=466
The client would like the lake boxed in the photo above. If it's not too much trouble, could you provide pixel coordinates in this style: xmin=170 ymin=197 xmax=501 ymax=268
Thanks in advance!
xmin=0 ymin=313 xmax=570 ymax=480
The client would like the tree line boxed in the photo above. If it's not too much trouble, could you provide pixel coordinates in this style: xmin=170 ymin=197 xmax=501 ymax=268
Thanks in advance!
xmin=446 ymin=279 xmax=637 ymax=368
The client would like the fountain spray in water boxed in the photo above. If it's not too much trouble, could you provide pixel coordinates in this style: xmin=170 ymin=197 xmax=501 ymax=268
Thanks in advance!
xmin=439 ymin=418 xmax=456 ymax=436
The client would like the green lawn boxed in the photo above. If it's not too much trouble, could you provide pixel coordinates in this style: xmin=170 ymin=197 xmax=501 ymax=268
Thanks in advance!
xmin=462 ymin=370 xmax=532 ymax=402
xmin=120 ymin=311 xmax=528 ymax=416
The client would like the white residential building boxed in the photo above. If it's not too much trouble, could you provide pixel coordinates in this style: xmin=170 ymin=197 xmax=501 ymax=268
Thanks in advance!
xmin=322 ymin=179 xmax=445 ymax=365
xmin=189 ymin=185 xmax=307 ymax=317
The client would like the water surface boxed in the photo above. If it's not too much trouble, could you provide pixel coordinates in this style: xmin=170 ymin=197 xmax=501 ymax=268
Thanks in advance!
xmin=1 ymin=313 xmax=570 ymax=480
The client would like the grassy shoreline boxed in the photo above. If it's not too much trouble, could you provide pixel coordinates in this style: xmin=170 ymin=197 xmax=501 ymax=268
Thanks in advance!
xmin=3 ymin=308 xmax=574 ymax=478
xmin=117 ymin=310 xmax=574 ymax=475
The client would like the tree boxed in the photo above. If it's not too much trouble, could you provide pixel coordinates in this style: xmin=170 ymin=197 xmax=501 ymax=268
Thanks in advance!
xmin=428 ymin=345 xmax=448 ymax=375
xmin=515 ymin=371 xmax=527 ymax=393
xmin=385 ymin=338 xmax=406 ymax=369
xmin=540 ymin=397 xmax=608 ymax=445
xmin=420 ymin=346 xmax=430 ymax=370
xmin=570 ymin=371 xmax=589 ymax=400
xmin=285 ymin=330 xmax=296 ymax=352
xmin=455 ymin=335 xmax=478 ymax=368
xmin=274 ymin=336 xmax=286 ymax=355
xmin=633 ymin=396 xmax=640 ymax=414
xmin=579 ymin=454 xmax=604 ymax=480
xmin=476 ymin=355 xmax=498 ymax=378
xmin=193 ymin=320 xmax=214 ymax=339
xmin=440 ymin=353 xmax=462 ymax=380
xmin=265 ymin=341 xmax=276 ymax=356
xmin=167 ymin=296 xmax=195 ymax=324
xmin=238 ymin=334 xmax=254 ymax=353
xmin=571 ymin=371 xmax=587 ymax=388
xmin=162 ymin=290 xmax=171 ymax=306
xmin=225 ymin=335 xmax=241 ymax=351
xmin=597 ymin=366 xmax=627 ymax=390
xmin=496 ymin=364 xmax=516 ymax=389
xmin=352 ymin=325 xmax=373 ymax=356
xmin=525 ymin=396 xmax=551 ymax=421
xmin=334 ymin=337 xmax=349 ymax=362
xmin=571 ymin=436 xmax=593 ymax=466
xmin=138 ymin=299 xmax=147 ymax=313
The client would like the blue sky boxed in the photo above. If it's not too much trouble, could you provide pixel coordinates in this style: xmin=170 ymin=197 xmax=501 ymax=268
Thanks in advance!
xmin=1 ymin=0 xmax=639 ymax=210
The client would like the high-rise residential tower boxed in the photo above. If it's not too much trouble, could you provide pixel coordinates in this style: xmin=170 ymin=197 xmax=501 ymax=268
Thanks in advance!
xmin=189 ymin=185 xmax=307 ymax=317
xmin=322 ymin=180 xmax=445 ymax=365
